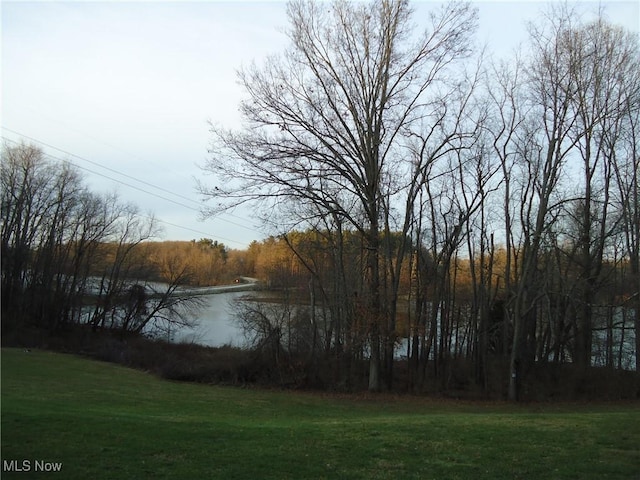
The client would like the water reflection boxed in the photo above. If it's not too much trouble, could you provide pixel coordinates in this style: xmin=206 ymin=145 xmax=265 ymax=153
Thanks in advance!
xmin=171 ymin=291 xmax=248 ymax=347
xmin=168 ymin=293 xmax=637 ymax=370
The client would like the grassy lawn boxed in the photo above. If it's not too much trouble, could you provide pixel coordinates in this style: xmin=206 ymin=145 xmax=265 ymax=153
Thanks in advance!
xmin=1 ymin=348 xmax=639 ymax=479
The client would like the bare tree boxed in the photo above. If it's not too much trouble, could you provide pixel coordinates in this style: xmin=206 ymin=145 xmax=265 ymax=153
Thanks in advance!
xmin=200 ymin=0 xmax=477 ymax=391
xmin=485 ymin=6 xmax=640 ymax=398
xmin=1 ymin=143 xmax=202 ymax=339
xmin=502 ymin=7 xmax=585 ymax=400
xmin=558 ymin=17 xmax=640 ymax=369
xmin=1 ymin=143 xmax=96 ymax=329
xmin=607 ymin=35 xmax=640 ymax=372
xmin=232 ymin=294 xmax=317 ymax=385
xmin=2 ymin=143 xmax=59 ymax=327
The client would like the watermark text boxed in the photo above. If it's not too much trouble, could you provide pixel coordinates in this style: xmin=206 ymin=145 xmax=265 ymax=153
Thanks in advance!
xmin=3 ymin=459 xmax=63 ymax=473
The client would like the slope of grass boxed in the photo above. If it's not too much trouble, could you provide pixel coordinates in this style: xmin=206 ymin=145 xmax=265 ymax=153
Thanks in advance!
xmin=1 ymin=348 xmax=639 ymax=479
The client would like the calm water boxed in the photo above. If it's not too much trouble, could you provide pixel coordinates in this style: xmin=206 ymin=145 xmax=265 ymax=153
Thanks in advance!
xmin=170 ymin=291 xmax=248 ymax=347
xmin=168 ymin=292 xmax=637 ymax=369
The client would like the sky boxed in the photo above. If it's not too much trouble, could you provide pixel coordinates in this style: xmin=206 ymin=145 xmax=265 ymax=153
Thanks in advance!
xmin=2 ymin=1 xmax=639 ymax=249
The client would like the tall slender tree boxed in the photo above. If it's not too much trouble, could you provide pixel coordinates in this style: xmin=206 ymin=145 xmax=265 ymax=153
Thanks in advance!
xmin=200 ymin=0 xmax=478 ymax=390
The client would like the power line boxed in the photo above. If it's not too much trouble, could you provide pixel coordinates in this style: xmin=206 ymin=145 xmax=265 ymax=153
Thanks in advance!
xmin=2 ymin=126 xmax=252 ymax=223
xmin=1 ymin=126 xmax=251 ymax=222
xmin=2 ymin=135 xmax=248 ymax=246
xmin=2 ymin=126 xmax=203 ymax=206
xmin=0 ymin=130 xmax=258 ymax=234
xmin=144 ymin=214 xmax=248 ymax=246
xmin=1 ymin=133 xmax=257 ymax=247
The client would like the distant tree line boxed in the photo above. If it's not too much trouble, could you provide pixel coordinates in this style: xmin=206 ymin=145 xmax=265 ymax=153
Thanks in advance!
xmin=200 ymin=0 xmax=640 ymax=399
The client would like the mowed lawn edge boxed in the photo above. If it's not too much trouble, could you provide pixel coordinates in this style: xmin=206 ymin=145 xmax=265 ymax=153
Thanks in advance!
xmin=2 ymin=348 xmax=639 ymax=479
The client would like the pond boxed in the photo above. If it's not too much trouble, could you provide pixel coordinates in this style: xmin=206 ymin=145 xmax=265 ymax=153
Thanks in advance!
xmin=169 ymin=291 xmax=248 ymax=347
xmin=165 ymin=291 xmax=637 ymax=370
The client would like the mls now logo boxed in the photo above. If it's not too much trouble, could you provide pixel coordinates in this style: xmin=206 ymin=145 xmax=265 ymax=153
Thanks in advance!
xmin=3 ymin=459 xmax=63 ymax=472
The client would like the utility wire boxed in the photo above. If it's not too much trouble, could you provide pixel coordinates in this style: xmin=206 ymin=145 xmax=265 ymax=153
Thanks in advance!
xmin=1 ymin=127 xmax=252 ymax=224
xmin=2 ymin=126 xmax=202 ymax=207
xmin=1 ymin=126 xmax=255 ymax=227
xmin=143 ymin=214 xmax=247 ymax=245
xmin=2 ymin=126 xmax=252 ymax=224
xmin=1 ymin=133 xmax=256 ymax=246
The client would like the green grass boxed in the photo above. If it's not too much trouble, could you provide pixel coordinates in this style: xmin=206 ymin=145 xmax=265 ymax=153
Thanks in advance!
xmin=2 ymin=348 xmax=639 ymax=479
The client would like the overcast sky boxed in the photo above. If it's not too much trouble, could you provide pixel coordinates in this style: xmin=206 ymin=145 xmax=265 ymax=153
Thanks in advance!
xmin=2 ymin=1 xmax=639 ymax=248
